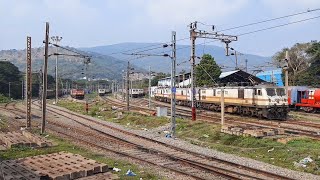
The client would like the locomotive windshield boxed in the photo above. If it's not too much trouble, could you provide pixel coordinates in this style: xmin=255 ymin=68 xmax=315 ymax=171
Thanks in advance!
xmin=276 ymin=88 xmax=286 ymax=96
xmin=266 ymin=88 xmax=276 ymax=96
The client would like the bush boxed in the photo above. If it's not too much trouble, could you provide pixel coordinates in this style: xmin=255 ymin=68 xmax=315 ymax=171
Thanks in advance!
xmin=0 ymin=94 xmax=9 ymax=103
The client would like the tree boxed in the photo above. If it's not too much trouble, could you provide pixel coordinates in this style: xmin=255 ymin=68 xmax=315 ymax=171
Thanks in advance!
xmin=272 ymin=43 xmax=311 ymax=85
xmin=0 ymin=61 xmax=21 ymax=99
xmin=151 ymin=72 xmax=168 ymax=86
xmin=195 ymin=54 xmax=221 ymax=87
xmin=300 ymin=41 xmax=320 ymax=86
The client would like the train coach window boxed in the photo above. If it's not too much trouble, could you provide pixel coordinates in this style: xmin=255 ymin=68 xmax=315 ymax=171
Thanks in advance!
xmin=258 ymin=89 xmax=262 ymax=96
xmin=266 ymin=88 xmax=276 ymax=96
xmin=276 ymin=88 xmax=285 ymax=96
xmin=181 ymin=91 xmax=184 ymax=95
xmin=213 ymin=89 xmax=216 ymax=96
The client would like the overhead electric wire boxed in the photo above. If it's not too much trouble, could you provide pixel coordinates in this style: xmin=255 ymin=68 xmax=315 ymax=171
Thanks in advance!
xmin=218 ymin=8 xmax=320 ymax=32
xmin=237 ymin=15 xmax=320 ymax=36
xmin=104 ymin=37 xmax=189 ymax=56
xmin=159 ymin=13 xmax=320 ymax=56
xmin=83 ymin=8 xmax=319 ymax=59
xmin=126 ymin=8 xmax=320 ymax=56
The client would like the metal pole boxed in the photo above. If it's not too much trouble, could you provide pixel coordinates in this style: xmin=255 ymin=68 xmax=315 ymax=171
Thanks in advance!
xmin=235 ymin=51 xmax=238 ymax=70
xmin=221 ymin=87 xmax=225 ymax=126
xmin=285 ymin=51 xmax=289 ymax=94
xmin=55 ymin=41 xmax=58 ymax=103
xmin=21 ymin=79 xmax=24 ymax=100
xmin=85 ymin=62 xmax=89 ymax=114
xmin=148 ymin=66 xmax=151 ymax=109
xmin=41 ymin=22 xmax=49 ymax=134
xmin=51 ymin=36 xmax=62 ymax=104
xmin=123 ymin=74 xmax=125 ymax=101
xmin=245 ymin=59 xmax=248 ymax=72
xmin=126 ymin=61 xmax=130 ymax=111
xmin=171 ymin=31 xmax=177 ymax=136
xmin=26 ymin=36 xmax=32 ymax=128
xmin=190 ymin=26 xmax=196 ymax=121
xmin=8 ymin=82 xmax=11 ymax=99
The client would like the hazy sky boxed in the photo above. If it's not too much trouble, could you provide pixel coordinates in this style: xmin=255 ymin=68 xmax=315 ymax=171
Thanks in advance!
xmin=0 ymin=0 xmax=320 ymax=56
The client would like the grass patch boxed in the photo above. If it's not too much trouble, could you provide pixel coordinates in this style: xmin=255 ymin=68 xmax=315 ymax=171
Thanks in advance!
xmin=0 ymin=94 xmax=9 ymax=103
xmin=289 ymin=112 xmax=320 ymax=122
xmin=58 ymin=99 xmax=169 ymax=130
xmin=0 ymin=132 xmax=162 ymax=179
xmin=0 ymin=115 xmax=8 ymax=131
xmin=176 ymin=119 xmax=320 ymax=175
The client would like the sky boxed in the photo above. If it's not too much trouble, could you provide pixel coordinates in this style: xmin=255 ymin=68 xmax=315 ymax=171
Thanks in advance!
xmin=0 ymin=0 xmax=320 ymax=56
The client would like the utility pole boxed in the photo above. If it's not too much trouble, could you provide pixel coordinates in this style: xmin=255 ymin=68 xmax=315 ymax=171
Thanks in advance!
xmin=235 ymin=51 xmax=238 ymax=70
xmin=84 ymin=59 xmax=89 ymax=114
xmin=122 ymin=72 xmax=125 ymax=101
xmin=41 ymin=22 xmax=49 ymax=134
xmin=26 ymin=36 xmax=32 ymax=128
xmin=148 ymin=66 xmax=151 ymax=109
xmin=221 ymin=88 xmax=225 ymax=126
xmin=171 ymin=31 xmax=177 ymax=136
xmin=21 ymin=79 xmax=24 ymax=100
xmin=190 ymin=24 xmax=197 ymax=121
xmin=126 ymin=61 xmax=130 ymax=111
xmin=51 ymin=36 xmax=62 ymax=104
xmin=130 ymin=79 xmax=133 ymax=99
xmin=8 ymin=82 xmax=11 ymax=99
xmin=189 ymin=21 xmax=237 ymax=121
xmin=245 ymin=59 xmax=248 ymax=72
xmin=285 ymin=51 xmax=289 ymax=94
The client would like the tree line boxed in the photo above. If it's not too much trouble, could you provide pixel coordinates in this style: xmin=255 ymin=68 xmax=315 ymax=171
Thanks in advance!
xmin=273 ymin=41 xmax=320 ymax=87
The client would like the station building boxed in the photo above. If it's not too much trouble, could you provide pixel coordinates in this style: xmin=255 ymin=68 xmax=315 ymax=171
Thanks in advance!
xmin=255 ymin=69 xmax=284 ymax=86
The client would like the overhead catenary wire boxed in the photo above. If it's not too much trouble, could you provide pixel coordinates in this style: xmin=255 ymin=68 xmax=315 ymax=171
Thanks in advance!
xmin=218 ymin=8 xmax=320 ymax=32
xmin=119 ymin=8 xmax=320 ymax=56
xmin=159 ymin=14 xmax=320 ymax=56
xmin=237 ymin=15 xmax=320 ymax=36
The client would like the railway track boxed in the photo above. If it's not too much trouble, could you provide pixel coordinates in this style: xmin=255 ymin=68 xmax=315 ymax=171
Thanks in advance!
xmin=103 ymin=97 xmax=320 ymax=140
xmin=18 ymin=100 xmax=293 ymax=180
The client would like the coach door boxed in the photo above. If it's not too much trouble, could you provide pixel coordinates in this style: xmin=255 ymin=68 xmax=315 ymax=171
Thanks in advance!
xmin=238 ymin=89 xmax=244 ymax=99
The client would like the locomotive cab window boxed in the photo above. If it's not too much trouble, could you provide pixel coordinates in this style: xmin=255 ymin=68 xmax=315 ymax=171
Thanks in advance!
xmin=276 ymin=88 xmax=285 ymax=96
xmin=266 ymin=88 xmax=276 ymax=96
xmin=254 ymin=89 xmax=262 ymax=95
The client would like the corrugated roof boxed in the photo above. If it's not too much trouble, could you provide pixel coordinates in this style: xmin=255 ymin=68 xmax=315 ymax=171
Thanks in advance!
xmin=256 ymin=69 xmax=282 ymax=76
xmin=219 ymin=70 xmax=239 ymax=78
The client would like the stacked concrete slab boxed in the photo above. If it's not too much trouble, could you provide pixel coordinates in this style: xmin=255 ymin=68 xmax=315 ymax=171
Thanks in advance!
xmin=1 ymin=152 xmax=115 ymax=180
xmin=0 ymin=131 xmax=52 ymax=149
xmin=221 ymin=125 xmax=285 ymax=138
